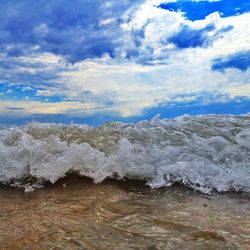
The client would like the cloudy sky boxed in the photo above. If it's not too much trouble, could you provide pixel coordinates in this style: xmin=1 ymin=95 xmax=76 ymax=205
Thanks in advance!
xmin=0 ymin=0 xmax=249 ymax=125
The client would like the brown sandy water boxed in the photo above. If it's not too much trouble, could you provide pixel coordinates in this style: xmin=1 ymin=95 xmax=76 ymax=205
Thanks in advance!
xmin=0 ymin=176 xmax=249 ymax=250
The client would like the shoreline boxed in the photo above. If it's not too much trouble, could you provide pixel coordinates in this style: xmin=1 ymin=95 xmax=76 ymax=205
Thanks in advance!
xmin=0 ymin=175 xmax=249 ymax=249
xmin=1 ymin=174 xmax=250 ymax=197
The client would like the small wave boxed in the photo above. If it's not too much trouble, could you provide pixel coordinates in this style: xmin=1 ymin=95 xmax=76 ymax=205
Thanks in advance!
xmin=0 ymin=114 xmax=250 ymax=193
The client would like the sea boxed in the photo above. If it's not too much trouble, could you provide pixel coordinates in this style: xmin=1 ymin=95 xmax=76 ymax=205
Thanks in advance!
xmin=1 ymin=113 xmax=250 ymax=194
xmin=0 ymin=114 xmax=250 ymax=249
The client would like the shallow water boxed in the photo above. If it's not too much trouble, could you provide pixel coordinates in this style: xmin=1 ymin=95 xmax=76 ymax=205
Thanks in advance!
xmin=0 ymin=176 xmax=249 ymax=249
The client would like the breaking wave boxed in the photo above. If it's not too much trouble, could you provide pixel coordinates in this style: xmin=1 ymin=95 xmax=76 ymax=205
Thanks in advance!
xmin=0 ymin=114 xmax=250 ymax=193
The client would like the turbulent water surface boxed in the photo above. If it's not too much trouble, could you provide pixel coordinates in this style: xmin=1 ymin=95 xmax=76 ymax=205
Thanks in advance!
xmin=0 ymin=176 xmax=249 ymax=249
xmin=0 ymin=114 xmax=250 ymax=193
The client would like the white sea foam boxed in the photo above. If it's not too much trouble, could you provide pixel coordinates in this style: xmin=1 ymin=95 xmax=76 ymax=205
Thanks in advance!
xmin=0 ymin=114 xmax=250 ymax=193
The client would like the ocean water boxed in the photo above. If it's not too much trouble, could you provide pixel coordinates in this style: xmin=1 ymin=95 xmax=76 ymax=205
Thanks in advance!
xmin=0 ymin=114 xmax=250 ymax=193
xmin=0 ymin=177 xmax=249 ymax=249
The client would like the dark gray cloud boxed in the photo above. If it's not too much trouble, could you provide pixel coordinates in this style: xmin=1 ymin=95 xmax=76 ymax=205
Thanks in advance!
xmin=167 ymin=24 xmax=233 ymax=49
xmin=0 ymin=0 xmax=143 ymax=63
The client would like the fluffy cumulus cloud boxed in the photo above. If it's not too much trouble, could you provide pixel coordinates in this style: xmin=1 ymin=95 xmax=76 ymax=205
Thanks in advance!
xmin=0 ymin=0 xmax=145 ymax=62
xmin=0 ymin=0 xmax=249 ymax=124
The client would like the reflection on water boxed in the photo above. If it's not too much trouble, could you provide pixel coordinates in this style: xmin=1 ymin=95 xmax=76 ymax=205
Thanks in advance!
xmin=0 ymin=176 xmax=249 ymax=249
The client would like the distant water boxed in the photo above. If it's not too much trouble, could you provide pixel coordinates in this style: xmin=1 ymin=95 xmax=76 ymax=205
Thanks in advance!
xmin=0 ymin=114 xmax=250 ymax=193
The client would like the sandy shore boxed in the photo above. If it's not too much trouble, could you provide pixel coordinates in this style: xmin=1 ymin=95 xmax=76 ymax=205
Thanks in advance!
xmin=0 ymin=176 xmax=249 ymax=249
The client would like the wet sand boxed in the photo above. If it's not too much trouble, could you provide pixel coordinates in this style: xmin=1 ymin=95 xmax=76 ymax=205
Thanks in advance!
xmin=0 ymin=176 xmax=249 ymax=250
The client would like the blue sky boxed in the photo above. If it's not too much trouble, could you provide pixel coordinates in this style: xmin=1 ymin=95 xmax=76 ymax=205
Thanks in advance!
xmin=0 ymin=0 xmax=249 ymax=125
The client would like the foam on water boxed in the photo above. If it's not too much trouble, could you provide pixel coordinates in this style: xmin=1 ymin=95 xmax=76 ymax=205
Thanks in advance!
xmin=0 ymin=114 xmax=250 ymax=193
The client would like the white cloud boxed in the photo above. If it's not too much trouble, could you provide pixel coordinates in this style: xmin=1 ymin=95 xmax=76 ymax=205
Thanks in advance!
xmin=226 ymin=83 xmax=250 ymax=98
xmin=0 ymin=100 xmax=104 ymax=116
xmin=0 ymin=1 xmax=249 ymax=118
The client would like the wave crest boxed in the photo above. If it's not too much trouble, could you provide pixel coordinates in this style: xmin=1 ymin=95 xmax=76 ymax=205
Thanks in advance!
xmin=1 ymin=114 xmax=250 ymax=193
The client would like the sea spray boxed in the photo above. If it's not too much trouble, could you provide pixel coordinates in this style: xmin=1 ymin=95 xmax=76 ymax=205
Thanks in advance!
xmin=0 ymin=114 xmax=250 ymax=193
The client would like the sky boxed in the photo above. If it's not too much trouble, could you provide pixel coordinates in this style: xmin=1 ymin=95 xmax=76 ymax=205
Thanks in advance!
xmin=0 ymin=0 xmax=249 ymax=126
